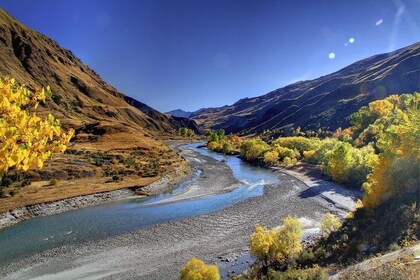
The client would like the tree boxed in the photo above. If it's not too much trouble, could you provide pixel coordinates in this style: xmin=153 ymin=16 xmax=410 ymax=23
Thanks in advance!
xmin=270 ymin=216 xmax=302 ymax=262
xmin=0 ymin=77 xmax=74 ymax=179
xmin=320 ymin=212 xmax=342 ymax=237
xmin=250 ymin=217 xmax=302 ymax=267
xmin=363 ymin=93 xmax=420 ymax=208
xmin=250 ymin=224 xmax=275 ymax=266
xmin=180 ymin=257 xmax=220 ymax=280
xmin=327 ymin=141 xmax=353 ymax=183
xmin=263 ymin=150 xmax=279 ymax=165
xmin=240 ymin=138 xmax=269 ymax=161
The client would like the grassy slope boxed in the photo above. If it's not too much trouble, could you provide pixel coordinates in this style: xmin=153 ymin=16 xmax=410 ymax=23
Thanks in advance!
xmin=0 ymin=9 xmax=195 ymax=211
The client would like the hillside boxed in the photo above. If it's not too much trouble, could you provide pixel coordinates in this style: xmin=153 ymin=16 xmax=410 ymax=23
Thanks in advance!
xmin=0 ymin=9 xmax=196 ymax=210
xmin=166 ymin=109 xmax=194 ymax=118
xmin=190 ymin=43 xmax=420 ymax=135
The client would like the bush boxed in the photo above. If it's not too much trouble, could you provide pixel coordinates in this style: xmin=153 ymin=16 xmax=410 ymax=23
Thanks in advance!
xmin=112 ymin=175 xmax=122 ymax=182
xmin=275 ymin=146 xmax=297 ymax=160
xmin=320 ymin=213 xmax=342 ymax=237
xmin=1 ymin=177 xmax=13 ymax=187
xmin=49 ymin=179 xmax=58 ymax=186
xmin=250 ymin=217 xmax=302 ymax=268
xmin=283 ymin=157 xmax=292 ymax=166
xmin=240 ymin=138 xmax=270 ymax=161
xmin=263 ymin=150 xmax=279 ymax=165
xmin=303 ymin=150 xmax=316 ymax=163
xmin=272 ymin=137 xmax=320 ymax=154
xmin=268 ymin=266 xmax=328 ymax=280
xmin=180 ymin=257 xmax=220 ymax=280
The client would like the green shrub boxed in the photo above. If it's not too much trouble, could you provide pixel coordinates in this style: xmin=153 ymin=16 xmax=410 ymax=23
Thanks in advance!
xmin=112 ymin=175 xmax=122 ymax=182
xmin=240 ymin=138 xmax=270 ymax=161
xmin=268 ymin=266 xmax=328 ymax=280
xmin=49 ymin=179 xmax=58 ymax=186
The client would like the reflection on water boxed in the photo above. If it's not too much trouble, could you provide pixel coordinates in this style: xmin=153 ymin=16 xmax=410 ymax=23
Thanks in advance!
xmin=0 ymin=142 xmax=278 ymax=266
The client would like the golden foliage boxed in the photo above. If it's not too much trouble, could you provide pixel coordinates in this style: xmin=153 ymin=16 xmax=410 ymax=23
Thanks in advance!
xmin=180 ymin=257 xmax=220 ymax=280
xmin=250 ymin=224 xmax=275 ymax=261
xmin=362 ymin=93 xmax=420 ymax=208
xmin=0 ymin=77 xmax=74 ymax=178
xmin=263 ymin=150 xmax=279 ymax=165
xmin=320 ymin=212 xmax=342 ymax=237
xmin=271 ymin=216 xmax=303 ymax=261
xmin=250 ymin=217 xmax=302 ymax=265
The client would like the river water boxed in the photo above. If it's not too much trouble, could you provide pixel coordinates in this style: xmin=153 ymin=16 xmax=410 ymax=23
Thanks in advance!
xmin=0 ymin=143 xmax=278 ymax=267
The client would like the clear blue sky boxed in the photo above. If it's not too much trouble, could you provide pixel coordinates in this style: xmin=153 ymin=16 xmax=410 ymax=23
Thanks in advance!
xmin=1 ymin=0 xmax=419 ymax=112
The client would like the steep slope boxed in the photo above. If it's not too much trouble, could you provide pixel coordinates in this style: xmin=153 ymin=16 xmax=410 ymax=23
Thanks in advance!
xmin=0 ymin=9 xmax=194 ymax=210
xmin=191 ymin=43 xmax=420 ymax=135
xmin=0 ymin=9 xmax=199 ymax=137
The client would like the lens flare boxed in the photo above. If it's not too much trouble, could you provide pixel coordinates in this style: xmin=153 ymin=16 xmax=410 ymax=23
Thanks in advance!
xmin=349 ymin=38 xmax=355 ymax=43
xmin=329 ymin=52 xmax=336 ymax=59
xmin=376 ymin=19 xmax=383 ymax=26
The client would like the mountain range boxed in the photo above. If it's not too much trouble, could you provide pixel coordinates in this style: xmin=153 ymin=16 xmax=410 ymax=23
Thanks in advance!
xmin=180 ymin=43 xmax=420 ymax=135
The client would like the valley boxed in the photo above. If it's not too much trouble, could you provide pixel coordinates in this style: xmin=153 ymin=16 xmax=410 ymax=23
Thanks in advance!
xmin=0 ymin=3 xmax=419 ymax=280
xmin=0 ymin=142 xmax=359 ymax=280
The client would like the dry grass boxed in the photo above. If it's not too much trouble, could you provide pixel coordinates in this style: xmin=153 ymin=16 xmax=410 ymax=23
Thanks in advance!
xmin=0 ymin=130 xmax=187 ymax=213
xmin=0 ymin=175 xmax=158 ymax=213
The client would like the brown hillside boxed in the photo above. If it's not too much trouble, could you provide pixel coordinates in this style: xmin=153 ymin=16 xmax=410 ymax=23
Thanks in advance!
xmin=0 ymin=9 xmax=193 ymax=210
xmin=191 ymin=43 xmax=420 ymax=135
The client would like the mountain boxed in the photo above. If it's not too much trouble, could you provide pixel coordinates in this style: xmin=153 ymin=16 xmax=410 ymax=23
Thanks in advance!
xmin=0 ymin=9 xmax=197 ymax=208
xmin=166 ymin=109 xmax=194 ymax=118
xmin=0 ymin=9 xmax=200 ymax=137
xmin=191 ymin=43 xmax=420 ymax=135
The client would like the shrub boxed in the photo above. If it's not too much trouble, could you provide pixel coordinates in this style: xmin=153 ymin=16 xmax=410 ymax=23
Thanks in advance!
xmin=250 ymin=217 xmax=302 ymax=267
xmin=240 ymin=138 xmax=269 ymax=161
xmin=222 ymin=142 xmax=233 ymax=154
xmin=283 ymin=157 xmax=292 ymax=166
xmin=49 ymin=179 xmax=58 ymax=186
xmin=268 ymin=266 xmax=328 ymax=280
xmin=250 ymin=225 xmax=275 ymax=265
xmin=271 ymin=216 xmax=303 ymax=262
xmin=1 ymin=177 xmax=13 ymax=187
xmin=275 ymin=146 xmax=296 ymax=160
xmin=327 ymin=142 xmax=353 ymax=183
xmin=303 ymin=150 xmax=316 ymax=163
xmin=320 ymin=212 xmax=342 ymax=237
xmin=180 ymin=257 xmax=220 ymax=280
xmin=263 ymin=150 xmax=279 ymax=166
xmin=272 ymin=137 xmax=319 ymax=154
xmin=112 ymin=175 xmax=122 ymax=182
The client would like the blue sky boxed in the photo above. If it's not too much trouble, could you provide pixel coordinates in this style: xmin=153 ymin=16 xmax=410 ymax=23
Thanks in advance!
xmin=1 ymin=0 xmax=419 ymax=112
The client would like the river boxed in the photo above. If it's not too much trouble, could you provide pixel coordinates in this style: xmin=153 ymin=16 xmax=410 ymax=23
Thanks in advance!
xmin=0 ymin=142 xmax=278 ymax=268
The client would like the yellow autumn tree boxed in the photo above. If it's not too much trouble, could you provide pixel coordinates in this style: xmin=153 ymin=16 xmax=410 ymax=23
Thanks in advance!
xmin=0 ymin=77 xmax=74 ymax=179
xmin=327 ymin=141 xmax=353 ymax=183
xmin=320 ymin=212 xmax=342 ymax=237
xmin=180 ymin=257 xmax=220 ymax=280
xmin=362 ymin=93 xmax=419 ymax=208
xmin=270 ymin=216 xmax=302 ymax=262
xmin=250 ymin=224 xmax=275 ymax=266
xmin=263 ymin=150 xmax=279 ymax=166
xmin=250 ymin=217 xmax=302 ymax=267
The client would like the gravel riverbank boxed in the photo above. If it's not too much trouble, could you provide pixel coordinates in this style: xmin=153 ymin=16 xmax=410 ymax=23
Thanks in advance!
xmin=0 ymin=145 xmax=359 ymax=280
